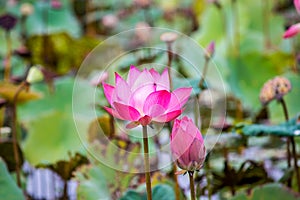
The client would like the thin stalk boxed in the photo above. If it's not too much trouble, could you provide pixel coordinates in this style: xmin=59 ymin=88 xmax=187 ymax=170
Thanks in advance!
xmin=4 ymin=31 xmax=12 ymax=81
xmin=12 ymin=82 xmax=27 ymax=187
xmin=198 ymin=58 xmax=209 ymax=90
xmin=142 ymin=125 xmax=152 ymax=200
xmin=262 ymin=0 xmax=271 ymax=49
xmin=280 ymin=98 xmax=300 ymax=191
xmin=188 ymin=171 xmax=196 ymax=200
xmin=173 ymin=163 xmax=180 ymax=200
xmin=291 ymin=39 xmax=298 ymax=73
xmin=205 ymin=155 xmax=212 ymax=200
xmin=62 ymin=180 xmax=68 ymax=200
xmin=166 ymin=42 xmax=181 ymax=200
xmin=231 ymin=0 xmax=240 ymax=56
xmin=194 ymin=97 xmax=200 ymax=129
xmin=167 ymin=43 xmax=173 ymax=90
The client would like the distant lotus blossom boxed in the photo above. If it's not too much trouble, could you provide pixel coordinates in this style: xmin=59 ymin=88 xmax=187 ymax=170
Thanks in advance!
xmin=171 ymin=116 xmax=206 ymax=171
xmin=51 ymin=0 xmax=62 ymax=9
xmin=103 ymin=66 xmax=192 ymax=128
xmin=295 ymin=0 xmax=300 ymax=14
xmin=90 ymin=71 xmax=109 ymax=86
xmin=283 ymin=23 xmax=300 ymax=39
xmin=102 ymin=14 xmax=118 ymax=29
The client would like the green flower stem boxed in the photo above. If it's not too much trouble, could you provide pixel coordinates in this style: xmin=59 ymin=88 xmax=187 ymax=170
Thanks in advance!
xmin=166 ymin=41 xmax=181 ymax=200
xmin=167 ymin=43 xmax=173 ymax=90
xmin=173 ymin=163 xmax=181 ymax=200
xmin=12 ymin=82 xmax=28 ymax=187
xmin=280 ymin=98 xmax=300 ymax=192
xmin=198 ymin=57 xmax=209 ymax=90
xmin=262 ymin=0 xmax=271 ymax=49
xmin=142 ymin=125 xmax=152 ymax=200
xmin=4 ymin=31 xmax=12 ymax=81
xmin=231 ymin=0 xmax=240 ymax=56
xmin=188 ymin=171 xmax=196 ymax=200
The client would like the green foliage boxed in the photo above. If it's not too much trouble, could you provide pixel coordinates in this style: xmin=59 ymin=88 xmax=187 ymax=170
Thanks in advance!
xmin=0 ymin=158 xmax=24 ymax=200
xmin=19 ymin=77 xmax=94 ymax=165
xmin=230 ymin=183 xmax=300 ymax=200
xmin=120 ymin=184 xmax=175 ymax=200
xmin=75 ymin=165 xmax=111 ymax=200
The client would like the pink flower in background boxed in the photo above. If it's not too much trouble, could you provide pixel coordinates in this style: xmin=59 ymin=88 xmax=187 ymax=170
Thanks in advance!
xmin=171 ymin=116 xmax=206 ymax=171
xmin=103 ymin=66 xmax=192 ymax=128
xmin=90 ymin=71 xmax=109 ymax=86
xmin=295 ymin=0 xmax=300 ymax=14
xmin=283 ymin=23 xmax=300 ymax=39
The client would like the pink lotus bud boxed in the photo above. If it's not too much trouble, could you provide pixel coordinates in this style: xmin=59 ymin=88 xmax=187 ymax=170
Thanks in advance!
xmin=283 ymin=23 xmax=300 ymax=39
xmin=205 ymin=41 xmax=215 ymax=59
xmin=171 ymin=116 xmax=206 ymax=171
xmin=295 ymin=0 xmax=300 ymax=14
xmin=102 ymin=66 xmax=192 ymax=129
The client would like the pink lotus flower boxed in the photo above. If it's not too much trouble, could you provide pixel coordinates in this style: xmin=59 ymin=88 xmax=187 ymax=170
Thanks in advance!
xmin=103 ymin=66 xmax=192 ymax=128
xmin=283 ymin=23 xmax=300 ymax=39
xmin=171 ymin=116 xmax=206 ymax=171
xmin=295 ymin=0 xmax=300 ymax=14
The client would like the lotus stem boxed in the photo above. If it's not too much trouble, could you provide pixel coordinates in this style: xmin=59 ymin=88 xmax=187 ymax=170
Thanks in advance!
xmin=198 ymin=58 xmax=209 ymax=90
xmin=173 ymin=163 xmax=180 ymax=200
xmin=262 ymin=0 xmax=271 ymax=49
xmin=231 ymin=0 xmax=240 ymax=56
xmin=188 ymin=171 xmax=196 ymax=200
xmin=167 ymin=43 xmax=173 ymax=90
xmin=142 ymin=125 xmax=152 ymax=200
xmin=12 ymin=82 xmax=27 ymax=187
xmin=280 ymin=98 xmax=300 ymax=192
xmin=4 ymin=31 xmax=12 ymax=81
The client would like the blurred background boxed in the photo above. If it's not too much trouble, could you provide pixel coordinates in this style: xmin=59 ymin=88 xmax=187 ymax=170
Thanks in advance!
xmin=0 ymin=0 xmax=300 ymax=199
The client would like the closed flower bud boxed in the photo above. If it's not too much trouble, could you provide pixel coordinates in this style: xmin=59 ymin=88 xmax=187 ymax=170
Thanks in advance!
xmin=295 ymin=0 xmax=300 ymax=14
xmin=205 ymin=41 xmax=215 ymax=59
xmin=26 ymin=66 xmax=44 ymax=84
xmin=0 ymin=14 xmax=17 ymax=31
xmin=20 ymin=3 xmax=34 ymax=16
xmin=160 ymin=32 xmax=178 ymax=44
xmin=171 ymin=116 xmax=206 ymax=171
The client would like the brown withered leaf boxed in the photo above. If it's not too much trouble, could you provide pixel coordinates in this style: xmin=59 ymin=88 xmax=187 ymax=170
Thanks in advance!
xmin=0 ymin=82 xmax=41 ymax=104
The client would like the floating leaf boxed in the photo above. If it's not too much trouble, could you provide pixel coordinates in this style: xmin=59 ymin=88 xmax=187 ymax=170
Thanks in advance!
xmin=19 ymin=77 xmax=95 ymax=165
xmin=242 ymin=117 xmax=300 ymax=137
xmin=0 ymin=158 xmax=25 ymax=200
